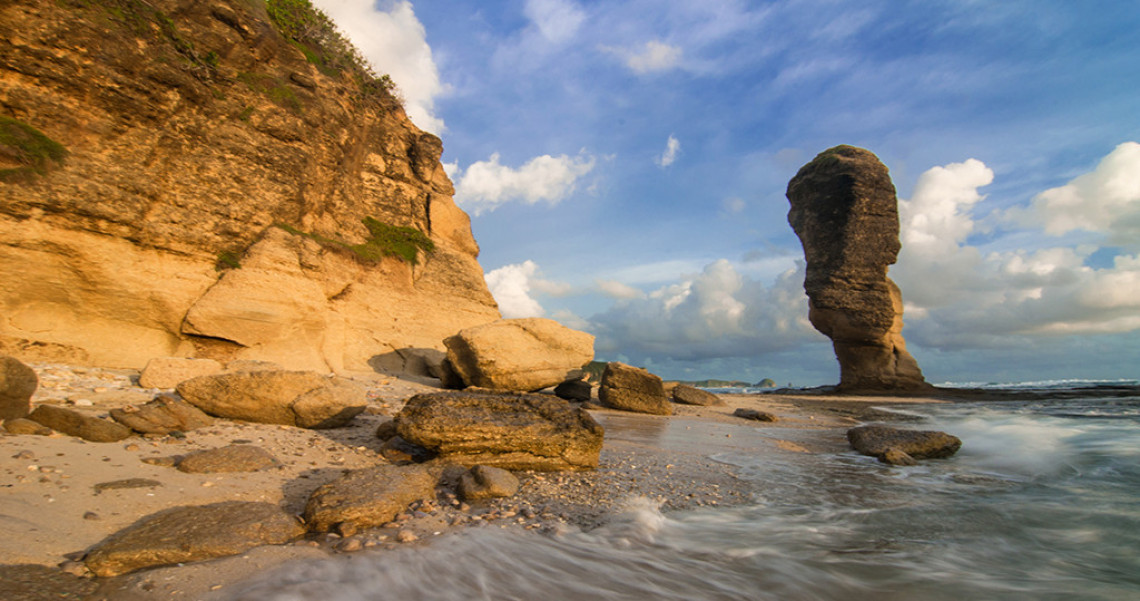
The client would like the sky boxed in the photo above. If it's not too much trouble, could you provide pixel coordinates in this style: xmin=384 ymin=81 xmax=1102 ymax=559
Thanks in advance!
xmin=312 ymin=0 xmax=1140 ymax=386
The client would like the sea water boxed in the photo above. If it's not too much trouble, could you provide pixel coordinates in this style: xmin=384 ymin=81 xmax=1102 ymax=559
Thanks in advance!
xmin=227 ymin=388 xmax=1140 ymax=601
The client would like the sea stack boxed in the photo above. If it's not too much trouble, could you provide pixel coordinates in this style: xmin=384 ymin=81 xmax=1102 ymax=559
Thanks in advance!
xmin=786 ymin=145 xmax=929 ymax=392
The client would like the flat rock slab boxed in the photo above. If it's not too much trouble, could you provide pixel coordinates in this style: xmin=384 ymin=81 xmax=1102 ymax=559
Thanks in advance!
xmin=94 ymin=478 xmax=163 ymax=494
xmin=176 ymin=370 xmax=366 ymax=428
xmin=176 ymin=445 xmax=277 ymax=473
xmin=396 ymin=391 xmax=605 ymax=471
xmin=28 ymin=404 xmax=132 ymax=442
xmin=110 ymin=395 xmax=214 ymax=434
xmin=303 ymin=465 xmax=439 ymax=533
xmin=458 ymin=465 xmax=520 ymax=501
xmin=599 ymin=362 xmax=672 ymax=416
xmin=84 ymin=501 xmax=305 ymax=577
xmin=444 ymin=318 xmax=595 ymax=391
xmin=673 ymin=385 xmax=725 ymax=406
xmin=847 ymin=425 xmax=962 ymax=461
xmin=2 ymin=417 xmax=53 ymax=435
xmin=0 ymin=355 xmax=38 ymax=420
xmin=137 ymin=357 xmax=223 ymax=389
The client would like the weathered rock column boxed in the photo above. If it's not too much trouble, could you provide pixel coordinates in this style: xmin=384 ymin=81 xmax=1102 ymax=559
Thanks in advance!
xmin=786 ymin=145 xmax=929 ymax=391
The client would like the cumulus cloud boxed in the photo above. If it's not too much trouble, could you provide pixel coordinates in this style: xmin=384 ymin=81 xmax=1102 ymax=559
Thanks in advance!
xmin=1007 ymin=141 xmax=1140 ymax=248
xmin=484 ymin=260 xmax=573 ymax=319
xmin=607 ymin=40 xmax=683 ymax=74
xmin=596 ymin=279 xmax=645 ymax=300
xmin=452 ymin=152 xmax=596 ymax=215
xmin=312 ymin=0 xmax=446 ymax=133
xmin=524 ymin=0 xmax=586 ymax=44
xmin=893 ymin=145 xmax=1140 ymax=349
xmin=656 ymin=135 xmax=681 ymax=167
xmin=590 ymin=259 xmax=820 ymax=360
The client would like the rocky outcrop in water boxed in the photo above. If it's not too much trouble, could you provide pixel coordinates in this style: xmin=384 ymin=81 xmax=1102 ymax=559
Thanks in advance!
xmin=786 ymin=145 xmax=929 ymax=391
xmin=444 ymin=318 xmax=595 ymax=391
xmin=847 ymin=425 xmax=961 ymax=464
xmin=395 ymin=391 xmax=604 ymax=470
xmin=302 ymin=465 xmax=439 ymax=533
xmin=0 ymin=0 xmax=500 ymax=372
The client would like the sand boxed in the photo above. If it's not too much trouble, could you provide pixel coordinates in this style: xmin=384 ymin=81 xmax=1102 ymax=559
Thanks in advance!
xmin=0 ymin=365 xmax=953 ymax=600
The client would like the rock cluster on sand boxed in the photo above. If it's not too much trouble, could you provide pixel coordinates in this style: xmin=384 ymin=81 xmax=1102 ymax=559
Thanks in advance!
xmin=847 ymin=425 xmax=962 ymax=465
xmin=83 ymin=501 xmax=305 ymax=577
xmin=0 ymin=355 xmax=37 ymax=420
xmin=598 ymin=362 xmax=673 ymax=416
xmin=395 ymin=391 xmax=605 ymax=470
xmin=27 ymin=404 xmax=132 ymax=442
xmin=786 ymin=145 xmax=929 ymax=392
xmin=444 ymin=318 xmax=595 ymax=391
xmin=176 ymin=370 xmax=366 ymax=429
xmin=109 ymin=395 xmax=214 ymax=435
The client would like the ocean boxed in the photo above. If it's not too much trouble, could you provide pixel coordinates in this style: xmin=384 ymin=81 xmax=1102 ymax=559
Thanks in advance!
xmin=226 ymin=382 xmax=1140 ymax=601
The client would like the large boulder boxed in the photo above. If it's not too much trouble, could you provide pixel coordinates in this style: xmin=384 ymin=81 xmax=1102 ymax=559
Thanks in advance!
xmin=84 ymin=501 xmax=305 ymax=577
xmin=137 ymin=357 xmax=222 ymax=389
xmin=847 ymin=425 xmax=962 ymax=463
xmin=109 ymin=395 xmax=214 ymax=434
xmin=786 ymin=145 xmax=929 ymax=391
xmin=28 ymin=405 xmax=132 ymax=442
xmin=598 ymin=362 xmax=672 ymax=416
xmin=302 ymin=465 xmax=439 ymax=533
xmin=395 ymin=391 xmax=604 ymax=471
xmin=672 ymin=384 xmax=725 ymax=406
xmin=176 ymin=370 xmax=365 ymax=428
xmin=0 ymin=355 xmax=37 ymax=420
xmin=444 ymin=318 xmax=595 ymax=391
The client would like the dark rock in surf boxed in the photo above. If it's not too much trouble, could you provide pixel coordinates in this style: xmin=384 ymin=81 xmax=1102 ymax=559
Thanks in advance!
xmin=458 ymin=465 xmax=520 ymax=501
xmin=302 ymin=465 xmax=439 ymax=533
xmin=847 ymin=425 xmax=961 ymax=462
xmin=672 ymin=385 xmax=725 ymax=406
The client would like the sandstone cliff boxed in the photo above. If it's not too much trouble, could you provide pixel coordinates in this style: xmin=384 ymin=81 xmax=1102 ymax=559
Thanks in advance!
xmin=786 ymin=145 xmax=928 ymax=391
xmin=0 ymin=0 xmax=500 ymax=372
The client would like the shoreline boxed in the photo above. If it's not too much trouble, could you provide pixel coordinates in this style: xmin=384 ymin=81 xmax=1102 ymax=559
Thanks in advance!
xmin=2 ymin=364 xmax=1136 ymax=600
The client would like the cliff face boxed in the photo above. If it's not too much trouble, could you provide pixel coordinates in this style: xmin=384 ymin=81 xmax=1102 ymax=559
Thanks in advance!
xmin=0 ymin=0 xmax=500 ymax=372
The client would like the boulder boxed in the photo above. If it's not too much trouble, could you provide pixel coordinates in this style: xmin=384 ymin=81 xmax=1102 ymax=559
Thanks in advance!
xmin=176 ymin=370 xmax=365 ymax=428
xmin=847 ymin=425 xmax=962 ymax=462
xmin=598 ymin=362 xmax=672 ymax=416
xmin=137 ymin=357 xmax=222 ymax=389
xmin=109 ymin=395 xmax=213 ymax=434
xmin=176 ymin=445 xmax=277 ymax=473
xmin=458 ymin=465 xmax=520 ymax=501
xmin=2 ymin=417 xmax=53 ymax=436
xmin=302 ymin=465 xmax=439 ymax=533
xmin=554 ymin=378 xmax=592 ymax=402
xmin=672 ymin=385 xmax=725 ymax=406
xmin=28 ymin=405 xmax=132 ymax=442
xmin=786 ymin=145 xmax=929 ymax=391
xmin=84 ymin=501 xmax=305 ymax=577
xmin=395 ymin=391 xmax=604 ymax=471
xmin=733 ymin=408 xmax=779 ymax=422
xmin=0 ymin=356 xmax=38 ymax=420
xmin=444 ymin=318 xmax=595 ymax=391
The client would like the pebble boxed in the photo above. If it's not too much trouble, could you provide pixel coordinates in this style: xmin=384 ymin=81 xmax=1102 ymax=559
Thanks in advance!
xmin=396 ymin=530 xmax=418 ymax=543
xmin=337 ymin=538 xmax=363 ymax=552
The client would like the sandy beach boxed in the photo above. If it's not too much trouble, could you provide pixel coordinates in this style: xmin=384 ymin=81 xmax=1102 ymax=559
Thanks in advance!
xmin=0 ymin=364 xmax=1011 ymax=600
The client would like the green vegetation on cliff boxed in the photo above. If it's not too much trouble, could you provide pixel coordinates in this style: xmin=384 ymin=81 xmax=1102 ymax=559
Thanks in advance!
xmin=264 ymin=0 xmax=398 ymax=101
xmin=79 ymin=0 xmax=219 ymax=80
xmin=0 ymin=116 xmax=68 ymax=182
xmin=275 ymin=218 xmax=434 ymax=266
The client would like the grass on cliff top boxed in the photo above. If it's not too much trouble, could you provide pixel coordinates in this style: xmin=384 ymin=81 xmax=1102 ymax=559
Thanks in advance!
xmin=0 ymin=116 xmax=68 ymax=182
xmin=275 ymin=217 xmax=434 ymax=266
xmin=264 ymin=0 xmax=400 ymax=103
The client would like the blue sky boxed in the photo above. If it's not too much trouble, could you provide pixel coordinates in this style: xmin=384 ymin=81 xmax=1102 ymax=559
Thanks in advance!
xmin=315 ymin=0 xmax=1140 ymax=386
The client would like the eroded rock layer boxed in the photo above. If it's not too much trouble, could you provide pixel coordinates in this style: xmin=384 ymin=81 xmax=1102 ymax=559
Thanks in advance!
xmin=0 ymin=0 xmax=499 ymax=372
xmin=786 ymin=145 xmax=928 ymax=391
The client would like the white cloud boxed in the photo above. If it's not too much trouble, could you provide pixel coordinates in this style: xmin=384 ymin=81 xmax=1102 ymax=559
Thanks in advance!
xmin=596 ymin=279 xmax=645 ymax=300
xmin=618 ymin=40 xmax=683 ymax=74
xmin=524 ymin=0 xmax=586 ymax=44
xmin=312 ymin=0 xmax=446 ymax=133
xmin=590 ymin=259 xmax=820 ymax=359
xmin=656 ymin=135 xmax=681 ymax=167
xmin=893 ymin=146 xmax=1140 ymax=349
xmin=1007 ymin=141 xmax=1140 ymax=248
xmin=484 ymin=260 xmax=575 ymax=319
xmin=452 ymin=152 xmax=596 ymax=215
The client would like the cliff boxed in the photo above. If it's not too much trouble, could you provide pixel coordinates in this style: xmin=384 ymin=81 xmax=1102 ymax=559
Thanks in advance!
xmin=0 ymin=0 xmax=500 ymax=372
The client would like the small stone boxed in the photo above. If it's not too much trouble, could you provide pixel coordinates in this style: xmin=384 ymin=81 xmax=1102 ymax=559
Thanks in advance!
xmin=12 ymin=450 xmax=35 ymax=460
xmin=333 ymin=522 xmax=358 ymax=538
xmin=83 ymin=511 xmax=101 ymax=521
xmin=337 ymin=538 xmax=363 ymax=553
xmin=882 ymin=448 xmax=918 ymax=466
xmin=141 ymin=456 xmax=179 ymax=468
xmin=93 ymin=478 xmax=162 ymax=494
xmin=733 ymin=408 xmax=778 ymax=422
xmin=58 ymin=560 xmax=88 ymax=577
xmin=396 ymin=530 xmax=418 ymax=543
xmin=124 ymin=443 xmax=140 ymax=452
